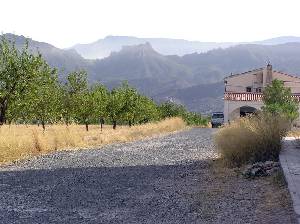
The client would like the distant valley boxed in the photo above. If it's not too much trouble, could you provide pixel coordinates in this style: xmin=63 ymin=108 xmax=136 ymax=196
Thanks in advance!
xmin=4 ymin=33 xmax=300 ymax=113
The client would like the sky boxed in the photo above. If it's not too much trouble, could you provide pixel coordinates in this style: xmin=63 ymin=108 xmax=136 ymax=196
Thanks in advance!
xmin=0 ymin=0 xmax=299 ymax=48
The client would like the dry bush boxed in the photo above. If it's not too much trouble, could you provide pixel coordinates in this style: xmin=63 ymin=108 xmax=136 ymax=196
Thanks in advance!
xmin=0 ymin=117 xmax=186 ymax=165
xmin=214 ymin=114 xmax=289 ymax=167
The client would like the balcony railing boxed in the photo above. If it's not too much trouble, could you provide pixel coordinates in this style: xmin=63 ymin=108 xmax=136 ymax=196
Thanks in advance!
xmin=224 ymin=92 xmax=300 ymax=102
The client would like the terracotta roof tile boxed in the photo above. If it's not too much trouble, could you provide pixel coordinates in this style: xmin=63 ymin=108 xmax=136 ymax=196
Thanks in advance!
xmin=273 ymin=70 xmax=300 ymax=80
xmin=224 ymin=68 xmax=264 ymax=80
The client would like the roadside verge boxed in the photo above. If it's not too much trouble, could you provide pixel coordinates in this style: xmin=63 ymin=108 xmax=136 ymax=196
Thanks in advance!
xmin=280 ymin=137 xmax=300 ymax=223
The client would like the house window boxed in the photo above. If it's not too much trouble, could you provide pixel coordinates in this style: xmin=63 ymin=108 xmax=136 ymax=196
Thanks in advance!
xmin=256 ymin=88 xmax=262 ymax=93
xmin=246 ymin=87 xmax=252 ymax=92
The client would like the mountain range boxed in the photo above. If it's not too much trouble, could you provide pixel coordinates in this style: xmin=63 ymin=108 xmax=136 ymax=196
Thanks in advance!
xmin=71 ymin=35 xmax=300 ymax=59
xmin=3 ymin=33 xmax=300 ymax=113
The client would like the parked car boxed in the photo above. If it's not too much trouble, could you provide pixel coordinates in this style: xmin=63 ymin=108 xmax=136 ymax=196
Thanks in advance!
xmin=211 ymin=112 xmax=224 ymax=128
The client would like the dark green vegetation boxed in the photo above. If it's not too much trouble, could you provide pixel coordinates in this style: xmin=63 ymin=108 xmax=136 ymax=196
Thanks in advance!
xmin=215 ymin=80 xmax=296 ymax=167
xmin=262 ymin=79 xmax=299 ymax=120
xmin=158 ymin=102 xmax=209 ymax=126
xmin=5 ymin=34 xmax=300 ymax=113
xmin=0 ymin=37 xmax=207 ymax=130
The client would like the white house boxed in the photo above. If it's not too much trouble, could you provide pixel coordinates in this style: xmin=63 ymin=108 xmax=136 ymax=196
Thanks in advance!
xmin=224 ymin=64 xmax=300 ymax=123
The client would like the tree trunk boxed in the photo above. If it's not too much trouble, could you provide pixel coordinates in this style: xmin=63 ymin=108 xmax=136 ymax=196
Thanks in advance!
xmin=100 ymin=118 xmax=104 ymax=132
xmin=113 ymin=120 xmax=117 ymax=130
xmin=85 ymin=122 xmax=89 ymax=131
xmin=41 ymin=120 xmax=45 ymax=132
xmin=0 ymin=101 xmax=7 ymax=125
xmin=65 ymin=118 xmax=69 ymax=126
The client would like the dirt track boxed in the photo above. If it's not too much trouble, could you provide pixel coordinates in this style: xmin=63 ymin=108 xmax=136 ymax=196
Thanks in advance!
xmin=0 ymin=128 xmax=296 ymax=223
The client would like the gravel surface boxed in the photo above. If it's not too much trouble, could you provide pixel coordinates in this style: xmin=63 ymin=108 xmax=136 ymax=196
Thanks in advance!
xmin=0 ymin=128 xmax=297 ymax=223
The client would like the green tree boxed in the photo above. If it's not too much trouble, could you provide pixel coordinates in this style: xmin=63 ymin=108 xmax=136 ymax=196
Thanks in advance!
xmin=91 ymin=84 xmax=109 ymax=131
xmin=107 ymin=87 xmax=125 ymax=129
xmin=121 ymin=82 xmax=139 ymax=127
xmin=60 ymin=83 xmax=73 ymax=125
xmin=26 ymin=62 xmax=61 ymax=130
xmin=0 ymin=37 xmax=44 ymax=124
xmin=76 ymin=90 xmax=94 ymax=131
xmin=63 ymin=70 xmax=88 ymax=124
xmin=64 ymin=71 xmax=94 ymax=131
xmin=158 ymin=101 xmax=187 ymax=119
xmin=134 ymin=95 xmax=159 ymax=124
xmin=182 ymin=112 xmax=208 ymax=126
xmin=263 ymin=79 xmax=299 ymax=121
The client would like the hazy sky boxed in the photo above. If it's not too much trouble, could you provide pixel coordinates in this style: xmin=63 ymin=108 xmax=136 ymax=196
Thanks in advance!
xmin=1 ymin=0 xmax=299 ymax=48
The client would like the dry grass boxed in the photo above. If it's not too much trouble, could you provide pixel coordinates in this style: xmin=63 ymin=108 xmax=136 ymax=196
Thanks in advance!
xmin=214 ymin=114 xmax=289 ymax=167
xmin=287 ymin=129 xmax=300 ymax=137
xmin=0 ymin=117 xmax=186 ymax=165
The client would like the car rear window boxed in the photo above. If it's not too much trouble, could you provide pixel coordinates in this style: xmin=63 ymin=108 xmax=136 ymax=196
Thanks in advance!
xmin=212 ymin=114 xmax=224 ymax=119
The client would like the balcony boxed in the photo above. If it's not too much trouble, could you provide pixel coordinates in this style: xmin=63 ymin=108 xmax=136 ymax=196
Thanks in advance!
xmin=224 ymin=92 xmax=300 ymax=102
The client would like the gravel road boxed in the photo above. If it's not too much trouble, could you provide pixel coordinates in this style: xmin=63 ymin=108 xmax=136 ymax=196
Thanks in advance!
xmin=0 ymin=128 xmax=296 ymax=224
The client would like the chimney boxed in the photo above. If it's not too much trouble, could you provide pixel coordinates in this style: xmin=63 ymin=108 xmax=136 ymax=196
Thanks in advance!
xmin=263 ymin=63 xmax=273 ymax=86
xmin=266 ymin=63 xmax=272 ymax=83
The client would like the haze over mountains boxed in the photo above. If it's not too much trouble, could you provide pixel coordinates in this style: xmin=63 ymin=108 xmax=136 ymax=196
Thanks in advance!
xmin=71 ymin=36 xmax=235 ymax=59
xmin=4 ymin=33 xmax=300 ymax=113
xmin=71 ymin=35 xmax=300 ymax=59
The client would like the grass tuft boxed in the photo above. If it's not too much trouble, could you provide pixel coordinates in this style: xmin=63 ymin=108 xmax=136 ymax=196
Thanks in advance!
xmin=214 ymin=114 xmax=289 ymax=167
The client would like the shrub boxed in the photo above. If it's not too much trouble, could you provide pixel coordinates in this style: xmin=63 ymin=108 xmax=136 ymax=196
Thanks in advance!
xmin=158 ymin=101 xmax=187 ymax=118
xmin=182 ymin=112 xmax=209 ymax=126
xmin=263 ymin=79 xmax=299 ymax=121
xmin=158 ymin=101 xmax=209 ymax=126
xmin=214 ymin=113 xmax=289 ymax=167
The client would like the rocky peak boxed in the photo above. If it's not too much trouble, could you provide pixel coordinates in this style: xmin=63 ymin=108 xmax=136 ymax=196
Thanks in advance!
xmin=121 ymin=42 xmax=154 ymax=52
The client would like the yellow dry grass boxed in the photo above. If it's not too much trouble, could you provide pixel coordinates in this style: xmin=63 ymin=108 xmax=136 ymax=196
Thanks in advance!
xmin=214 ymin=114 xmax=289 ymax=166
xmin=0 ymin=117 xmax=186 ymax=165
xmin=288 ymin=129 xmax=300 ymax=137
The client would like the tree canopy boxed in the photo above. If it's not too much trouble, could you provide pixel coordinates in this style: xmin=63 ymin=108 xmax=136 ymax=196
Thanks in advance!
xmin=263 ymin=79 xmax=299 ymax=121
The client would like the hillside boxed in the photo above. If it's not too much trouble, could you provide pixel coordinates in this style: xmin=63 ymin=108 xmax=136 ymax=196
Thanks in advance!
xmin=169 ymin=43 xmax=300 ymax=85
xmin=153 ymin=82 xmax=224 ymax=113
xmin=2 ymin=34 xmax=92 ymax=78
xmin=89 ymin=43 xmax=194 ymax=95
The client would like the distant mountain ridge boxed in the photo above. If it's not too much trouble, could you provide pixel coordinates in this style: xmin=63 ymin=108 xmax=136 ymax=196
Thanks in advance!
xmin=70 ymin=35 xmax=300 ymax=59
xmin=4 ymin=33 xmax=300 ymax=113
xmin=254 ymin=36 xmax=300 ymax=45
xmin=89 ymin=42 xmax=195 ymax=96
xmin=2 ymin=33 xmax=91 ymax=78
